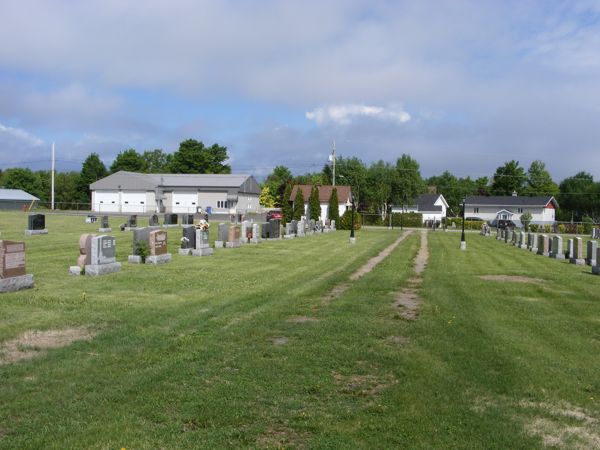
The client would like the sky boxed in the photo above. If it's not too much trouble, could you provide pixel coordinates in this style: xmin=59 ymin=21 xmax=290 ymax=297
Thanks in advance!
xmin=1 ymin=0 xmax=600 ymax=182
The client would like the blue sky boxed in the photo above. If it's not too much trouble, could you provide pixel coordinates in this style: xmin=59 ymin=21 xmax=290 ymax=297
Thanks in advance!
xmin=1 ymin=0 xmax=600 ymax=181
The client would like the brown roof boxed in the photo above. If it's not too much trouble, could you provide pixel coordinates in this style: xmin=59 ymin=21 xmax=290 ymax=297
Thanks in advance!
xmin=289 ymin=185 xmax=352 ymax=203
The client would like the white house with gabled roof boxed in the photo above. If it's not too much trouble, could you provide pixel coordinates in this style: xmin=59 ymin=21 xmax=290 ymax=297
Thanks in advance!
xmin=391 ymin=194 xmax=449 ymax=224
xmin=464 ymin=194 xmax=558 ymax=226
xmin=90 ymin=171 xmax=261 ymax=214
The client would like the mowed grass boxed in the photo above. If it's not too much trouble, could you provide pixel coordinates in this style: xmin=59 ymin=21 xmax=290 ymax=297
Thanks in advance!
xmin=0 ymin=212 xmax=599 ymax=449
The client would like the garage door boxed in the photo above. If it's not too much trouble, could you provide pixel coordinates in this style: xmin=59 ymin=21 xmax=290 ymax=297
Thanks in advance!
xmin=172 ymin=192 xmax=198 ymax=213
xmin=122 ymin=192 xmax=147 ymax=213
xmin=94 ymin=191 xmax=120 ymax=212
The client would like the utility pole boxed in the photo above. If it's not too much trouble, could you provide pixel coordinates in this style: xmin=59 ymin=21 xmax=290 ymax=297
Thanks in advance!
xmin=51 ymin=142 xmax=55 ymax=210
xmin=331 ymin=140 xmax=336 ymax=186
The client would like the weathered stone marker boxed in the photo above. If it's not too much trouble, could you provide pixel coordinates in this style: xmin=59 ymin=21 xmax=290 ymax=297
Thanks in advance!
xmin=149 ymin=214 xmax=160 ymax=227
xmin=99 ymin=215 xmax=111 ymax=232
xmin=529 ymin=233 xmax=538 ymax=253
xmin=586 ymin=240 xmax=597 ymax=266
xmin=570 ymin=237 xmax=585 ymax=265
xmin=550 ymin=235 xmax=564 ymax=259
xmin=537 ymin=234 xmax=550 ymax=257
xmin=225 ymin=224 xmax=241 ymax=248
xmin=163 ymin=214 xmax=178 ymax=227
xmin=251 ymin=223 xmax=260 ymax=244
xmin=192 ymin=228 xmax=214 ymax=256
xmin=0 ymin=240 xmax=34 ymax=292
xmin=592 ymin=248 xmax=600 ymax=275
xmin=179 ymin=226 xmax=196 ymax=255
xmin=25 ymin=213 xmax=48 ymax=235
xmin=214 ymin=223 xmax=228 ymax=248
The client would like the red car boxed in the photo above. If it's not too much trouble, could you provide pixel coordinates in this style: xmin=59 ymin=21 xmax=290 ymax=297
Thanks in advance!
xmin=266 ymin=210 xmax=283 ymax=221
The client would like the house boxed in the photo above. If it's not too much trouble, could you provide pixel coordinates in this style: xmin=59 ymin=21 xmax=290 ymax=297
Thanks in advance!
xmin=289 ymin=185 xmax=352 ymax=220
xmin=0 ymin=188 xmax=39 ymax=210
xmin=90 ymin=171 xmax=261 ymax=214
xmin=391 ymin=194 xmax=449 ymax=224
xmin=464 ymin=194 xmax=558 ymax=226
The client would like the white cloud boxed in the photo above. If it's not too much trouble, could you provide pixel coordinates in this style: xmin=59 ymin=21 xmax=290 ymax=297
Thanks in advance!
xmin=306 ymin=104 xmax=411 ymax=126
xmin=0 ymin=122 xmax=44 ymax=147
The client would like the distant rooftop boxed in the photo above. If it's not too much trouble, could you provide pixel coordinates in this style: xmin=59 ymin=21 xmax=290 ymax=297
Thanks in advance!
xmin=0 ymin=188 xmax=39 ymax=201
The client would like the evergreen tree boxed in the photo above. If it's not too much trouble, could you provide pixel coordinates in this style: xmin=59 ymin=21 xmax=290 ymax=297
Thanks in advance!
xmin=282 ymin=183 xmax=293 ymax=224
xmin=169 ymin=139 xmax=230 ymax=174
xmin=309 ymin=185 xmax=321 ymax=220
xmin=329 ymin=187 xmax=340 ymax=222
xmin=490 ymin=160 xmax=526 ymax=195
xmin=78 ymin=153 xmax=107 ymax=203
xmin=259 ymin=185 xmax=276 ymax=208
xmin=110 ymin=148 xmax=145 ymax=173
xmin=292 ymin=187 xmax=305 ymax=220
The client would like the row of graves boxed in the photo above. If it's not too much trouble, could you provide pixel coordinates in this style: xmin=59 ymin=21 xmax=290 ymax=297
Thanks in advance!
xmin=488 ymin=227 xmax=600 ymax=275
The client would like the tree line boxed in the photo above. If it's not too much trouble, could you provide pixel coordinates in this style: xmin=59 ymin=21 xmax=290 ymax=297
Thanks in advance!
xmin=1 ymin=141 xmax=599 ymax=222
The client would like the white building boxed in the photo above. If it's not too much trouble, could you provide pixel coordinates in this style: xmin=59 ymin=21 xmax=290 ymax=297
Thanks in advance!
xmin=391 ymin=194 xmax=449 ymax=224
xmin=90 ymin=171 xmax=261 ymax=215
xmin=289 ymin=185 xmax=352 ymax=220
xmin=464 ymin=195 xmax=558 ymax=226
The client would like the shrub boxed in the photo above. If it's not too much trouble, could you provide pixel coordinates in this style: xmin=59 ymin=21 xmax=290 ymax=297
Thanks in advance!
xmin=543 ymin=224 xmax=551 ymax=233
xmin=134 ymin=241 xmax=149 ymax=263
xmin=520 ymin=212 xmax=532 ymax=230
xmin=582 ymin=216 xmax=594 ymax=234
xmin=530 ymin=224 xmax=539 ymax=232
xmin=338 ymin=209 xmax=362 ymax=230
xmin=576 ymin=224 xmax=584 ymax=235
xmin=392 ymin=213 xmax=423 ymax=228
xmin=558 ymin=224 xmax=566 ymax=234
xmin=292 ymin=188 xmax=305 ymax=221
xmin=446 ymin=217 xmax=484 ymax=230
xmin=362 ymin=214 xmax=385 ymax=226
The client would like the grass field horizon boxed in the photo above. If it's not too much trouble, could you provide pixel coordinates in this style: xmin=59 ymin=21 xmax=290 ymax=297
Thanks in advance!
xmin=0 ymin=212 xmax=599 ymax=449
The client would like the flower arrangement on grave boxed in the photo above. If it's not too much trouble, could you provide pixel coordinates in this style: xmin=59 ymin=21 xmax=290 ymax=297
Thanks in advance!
xmin=180 ymin=236 xmax=190 ymax=249
xmin=196 ymin=219 xmax=209 ymax=231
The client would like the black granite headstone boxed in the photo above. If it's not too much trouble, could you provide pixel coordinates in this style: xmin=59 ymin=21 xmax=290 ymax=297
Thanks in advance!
xmin=181 ymin=226 xmax=196 ymax=249
xmin=101 ymin=216 xmax=110 ymax=228
xmin=128 ymin=215 xmax=137 ymax=228
xmin=269 ymin=219 xmax=280 ymax=238
xmin=164 ymin=214 xmax=178 ymax=225
xmin=261 ymin=222 xmax=270 ymax=239
xmin=149 ymin=214 xmax=159 ymax=226
xmin=28 ymin=214 xmax=45 ymax=230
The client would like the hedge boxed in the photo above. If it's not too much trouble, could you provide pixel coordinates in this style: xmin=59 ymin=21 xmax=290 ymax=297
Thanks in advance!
xmin=338 ymin=210 xmax=362 ymax=230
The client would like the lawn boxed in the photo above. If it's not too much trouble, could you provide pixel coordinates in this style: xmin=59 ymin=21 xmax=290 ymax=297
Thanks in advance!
xmin=0 ymin=212 xmax=599 ymax=449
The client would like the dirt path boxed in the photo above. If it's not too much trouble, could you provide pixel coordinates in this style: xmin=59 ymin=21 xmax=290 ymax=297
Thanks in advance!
xmin=323 ymin=231 xmax=412 ymax=304
xmin=393 ymin=231 xmax=428 ymax=319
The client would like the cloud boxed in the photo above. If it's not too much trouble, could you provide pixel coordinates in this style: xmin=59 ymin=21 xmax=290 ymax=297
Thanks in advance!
xmin=0 ymin=122 xmax=44 ymax=147
xmin=306 ymin=104 xmax=411 ymax=126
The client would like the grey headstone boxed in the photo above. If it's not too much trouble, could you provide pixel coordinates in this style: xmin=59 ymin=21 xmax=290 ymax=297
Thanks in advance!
xmin=90 ymin=235 xmax=117 ymax=265
xmin=570 ymin=237 xmax=585 ymax=264
xmin=567 ymin=239 xmax=574 ymax=259
xmin=269 ymin=219 xmax=281 ymax=238
xmin=101 ymin=216 xmax=110 ymax=229
xmin=132 ymin=227 xmax=151 ymax=254
xmin=149 ymin=214 xmax=160 ymax=227
xmin=127 ymin=215 xmax=137 ymax=228
xmin=537 ymin=234 xmax=549 ymax=257
xmin=196 ymin=229 xmax=210 ymax=249
xmin=586 ymin=240 xmax=597 ymax=266
xmin=181 ymin=226 xmax=196 ymax=249
xmin=251 ymin=223 xmax=260 ymax=243
xmin=529 ymin=234 xmax=538 ymax=252
xmin=261 ymin=222 xmax=270 ymax=239
xmin=164 ymin=214 xmax=178 ymax=225
xmin=218 ymin=223 xmax=229 ymax=242
xmin=550 ymin=235 xmax=564 ymax=259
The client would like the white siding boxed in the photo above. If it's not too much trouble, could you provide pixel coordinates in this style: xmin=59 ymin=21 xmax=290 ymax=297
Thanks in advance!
xmin=121 ymin=192 xmax=147 ymax=213
xmin=172 ymin=191 xmax=198 ymax=213
xmin=237 ymin=194 xmax=260 ymax=212
xmin=93 ymin=190 xmax=120 ymax=212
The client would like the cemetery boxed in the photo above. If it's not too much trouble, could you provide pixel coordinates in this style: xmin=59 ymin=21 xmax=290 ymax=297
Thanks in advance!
xmin=0 ymin=211 xmax=599 ymax=449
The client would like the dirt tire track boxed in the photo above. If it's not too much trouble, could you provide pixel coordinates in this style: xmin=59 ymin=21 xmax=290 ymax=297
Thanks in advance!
xmin=323 ymin=231 xmax=412 ymax=304
xmin=394 ymin=231 xmax=428 ymax=319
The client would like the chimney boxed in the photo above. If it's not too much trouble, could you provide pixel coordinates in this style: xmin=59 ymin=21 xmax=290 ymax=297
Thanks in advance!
xmin=512 ymin=190 xmax=518 ymax=197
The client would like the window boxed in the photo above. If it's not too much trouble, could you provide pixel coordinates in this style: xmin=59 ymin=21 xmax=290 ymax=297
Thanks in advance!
xmin=175 ymin=202 xmax=180 ymax=205
xmin=518 ymin=207 xmax=523 ymax=213
xmin=111 ymin=201 xmax=115 ymax=204
xmin=474 ymin=207 xmax=479 ymax=213
xmin=100 ymin=201 xmax=104 ymax=203
xmin=140 ymin=201 xmax=144 ymax=205
xmin=124 ymin=201 xmax=129 ymax=204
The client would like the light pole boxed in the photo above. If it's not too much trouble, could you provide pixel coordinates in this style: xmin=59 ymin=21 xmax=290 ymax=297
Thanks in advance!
xmin=460 ymin=197 xmax=466 ymax=250
xmin=349 ymin=194 xmax=356 ymax=244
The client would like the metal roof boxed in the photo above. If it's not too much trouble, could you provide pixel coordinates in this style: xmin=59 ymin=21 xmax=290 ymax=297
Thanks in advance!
xmin=465 ymin=195 xmax=558 ymax=208
xmin=0 ymin=188 xmax=39 ymax=201
xmin=90 ymin=171 xmax=260 ymax=194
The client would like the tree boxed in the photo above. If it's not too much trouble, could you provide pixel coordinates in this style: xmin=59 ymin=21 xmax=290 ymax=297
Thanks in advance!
xmin=282 ymin=183 xmax=293 ymax=224
xmin=328 ymin=187 xmax=340 ymax=222
xmin=309 ymin=185 xmax=321 ymax=220
xmin=364 ymin=160 xmax=395 ymax=214
xmin=490 ymin=160 xmax=526 ymax=195
xmin=392 ymin=154 xmax=424 ymax=205
xmin=524 ymin=160 xmax=558 ymax=196
xmin=292 ymin=187 xmax=305 ymax=220
xmin=264 ymin=165 xmax=292 ymax=207
xmin=78 ymin=153 xmax=107 ymax=203
xmin=54 ymin=171 xmax=81 ymax=208
xmin=110 ymin=148 xmax=145 ymax=173
xmin=1 ymin=168 xmax=46 ymax=201
xmin=558 ymin=172 xmax=596 ymax=221
xmin=142 ymin=149 xmax=172 ymax=173
xmin=520 ymin=212 xmax=532 ymax=230
xmin=169 ymin=139 xmax=230 ymax=174
xmin=259 ymin=185 xmax=276 ymax=208
xmin=323 ymin=156 xmax=367 ymax=204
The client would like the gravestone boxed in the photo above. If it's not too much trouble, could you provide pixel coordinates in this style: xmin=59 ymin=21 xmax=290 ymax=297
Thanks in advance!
xmin=192 ymin=228 xmax=214 ymax=256
xmin=149 ymin=214 xmax=160 ymax=227
xmin=550 ymin=235 xmax=564 ymax=259
xmin=496 ymin=228 xmax=501 ymax=240
xmin=269 ymin=219 xmax=281 ymax=239
xmin=570 ymin=237 xmax=585 ymax=265
xmin=99 ymin=215 xmax=111 ymax=232
xmin=147 ymin=229 xmax=171 ymax=264
xmin=567 ymin=239 xmax=574 ymax=260
xmin=504 ymin=229 xmax=511 ymax=244
xmin=309 ymin=219 xmax=316 ymax=234
xmin=79 ymin=235 xmax=121 ymax=276
xmin=519 ymin=231 xmax=528 ymax=249
xmin=179 ymin=226 xmax=196 ymax=255
xmin=225 ymin=224 xmax=241 ymax=248
xmin=76 ymin=233 xmax=95 ymax=268
xmin=164 ymin=214 xmax=178 ymax=227
xmin=529 ymin=234 xmax=538 ymax=253
xmin=25 ymin=213 xmax=48 ymax=235
xmin=586 ymin=240 xmax=598 ymax=266
xmin=261 ymin=222 xmax=270 ymax=239
xmin=181 ymin=214 xmax=195 ymax=225
xmin=251 ymin=223 xmax=260 ymax=244
xmin=297 ymin=219 xmax=306 ymax=237
xmin=128 ymin=227 xmax=160 ymax=264
xmin=316 ymin=221 xmax=323 ymax=233
xmin=0 ymin=240 xmax=34 ymax=292
xmin=331 ymin=219 xmax=336 ymax=231
xmin=215 ymin=223 xmax=228 ymax=248
xmin=125 ymin=215 xmax=137 ymax=229
xmin=284 ymin=222 xmax=295 ymax=239
xmin=593 ymin=248 xmax=600 ymax=275
xmin=240 ymin=221 xmax=250 ymax=244
xmin=537 ymin=234 xmax=550 ymax=257
xmin=291 ymin=220 xmax=298 ymax=234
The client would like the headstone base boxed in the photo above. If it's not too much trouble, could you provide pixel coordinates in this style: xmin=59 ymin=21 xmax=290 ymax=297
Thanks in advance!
xmin=519 ymin=244 xmax=528 ymax=249
xmin=250 ymin=239 xmax=260 ymax=244
xmin=191 ymin=247 xmax=214 ymax=256
xmin=178 ymin=248 xmax=192 ymax=256
xmin=284 ymin=234 xmax=295 ymax=239
xmin=69 ymin=266 xmax=82 ymax=275
xmin=85 ymin=262 xmax=122 ymax=276
xmin=586 ymin=258 xmax=596 ymax=266
xmin=163 ymin=224 xmax=180 ymax=228
xmin=570 ymin=258 xmax=585 ymax=265
xmin=124 ymin=227 xmax=138 ymax=232
xmin=147 ymin=253 xmax=172 ymax=264
xmin=225 ymin=241 xmax=241 ymax=248
xmin=550 ymin=253 xmax=565 ymax=259
xmin=25 ymin=229 xmax=48 ymax=235
xmin=537 ymin=252 xmax=550 ymax=257
xmin=0 ymin=274 xmax=34 ymax=293
xmin=530 ymin=247 xmax=538 ymax=253
xmin=592 ymin=266 xmax=600 ymax=275
xmin=214 ymin=241 xmax=224 ymax=248
xmin=98 ymin=227 xmax=112 ymax=233
xmin=128 ymin=255 xmax=142 ymax=264
xmin=349 ymin=237 xmax=356 ymax=244
xmin=460 ymin=241 xmax=467 ymax=250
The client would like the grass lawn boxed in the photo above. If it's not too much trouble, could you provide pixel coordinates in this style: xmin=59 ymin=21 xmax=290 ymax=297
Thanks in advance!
xmin=0 ymin=212 xmax=599 ymax=449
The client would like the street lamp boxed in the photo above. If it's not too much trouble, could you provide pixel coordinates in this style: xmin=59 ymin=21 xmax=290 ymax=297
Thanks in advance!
xmin=460 ymin=197 xmax=466 ymax=250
